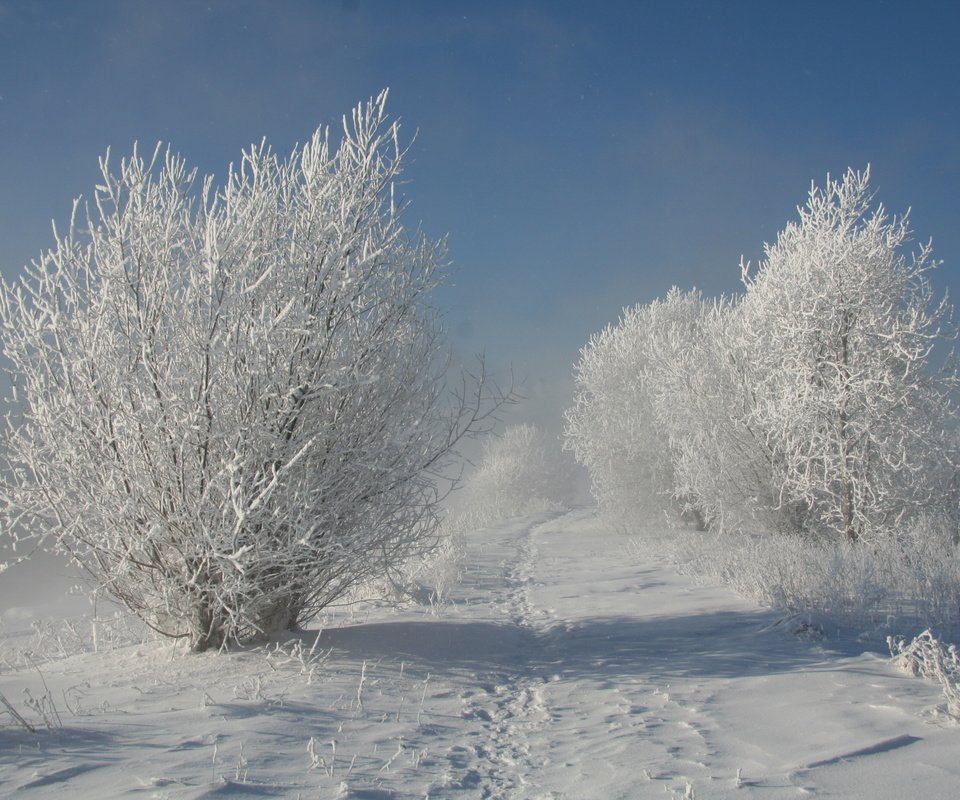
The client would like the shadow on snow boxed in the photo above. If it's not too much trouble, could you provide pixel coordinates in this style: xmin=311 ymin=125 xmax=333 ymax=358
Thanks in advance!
xmin=316 ymin=609 xmax=853 ymax=683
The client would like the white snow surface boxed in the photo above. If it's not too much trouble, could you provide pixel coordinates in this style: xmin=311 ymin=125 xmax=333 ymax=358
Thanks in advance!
xmin=1 ymin=508 xmax=958 ymax=798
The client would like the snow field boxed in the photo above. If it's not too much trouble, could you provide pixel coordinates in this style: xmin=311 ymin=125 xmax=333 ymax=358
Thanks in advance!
xmin=1 ymin=508 xmax=958 ymax=798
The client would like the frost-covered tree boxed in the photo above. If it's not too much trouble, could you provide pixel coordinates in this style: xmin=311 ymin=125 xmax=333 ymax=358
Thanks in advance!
xmin=739 ymin=167 xmax=958 ymax=541
xmin=566 ymin=288 xmax=778 ymax=532
xmin=567 ymin=167 xmax=957 ymax=546
xmin=0 ymin=92 xmax=503 ymax=650
xmin=641 ymin=291 xmax=783 ymax=533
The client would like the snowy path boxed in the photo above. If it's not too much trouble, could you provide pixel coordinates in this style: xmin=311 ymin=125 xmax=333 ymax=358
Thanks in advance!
xmin=1 ymin=508 xmax=958 ymax=798
xmin=412 ymin=508 xmax=960 ymax=798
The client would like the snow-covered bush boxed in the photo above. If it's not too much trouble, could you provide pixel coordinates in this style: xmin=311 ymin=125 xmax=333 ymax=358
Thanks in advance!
xmin=0 ymin=92 xmax=502 ymax=651
xmin=453 ymin=423 xmax=576 ymax=530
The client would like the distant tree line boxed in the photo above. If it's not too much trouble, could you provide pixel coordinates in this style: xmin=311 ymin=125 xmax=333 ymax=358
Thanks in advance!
xmin=565 ymin=168 xmax=959 ymax=544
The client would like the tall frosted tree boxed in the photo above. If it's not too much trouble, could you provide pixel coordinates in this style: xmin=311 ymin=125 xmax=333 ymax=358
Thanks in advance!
xmin=0 ymin=92 xmax=503 ymax=650
xmin=739 ymin=167 xmax=958 ymax=541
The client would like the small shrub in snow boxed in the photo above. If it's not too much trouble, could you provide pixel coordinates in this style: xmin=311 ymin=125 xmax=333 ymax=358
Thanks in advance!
xmin=0 ymin=611 xmax=147 ymax=671
xmin=397 ymin=524 xmax=466 ymax=610
xmin=627 ymin=514 xmax=960 ymax=643
xmin=889 ymin=630 xmax=960 ymax=719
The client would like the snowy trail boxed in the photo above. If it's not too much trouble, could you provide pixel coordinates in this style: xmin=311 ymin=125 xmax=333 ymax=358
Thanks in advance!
xmin=502 ymin=510 xmax=958 ymax=799
xmin=1 ymin=508 xmax=958 ymax=798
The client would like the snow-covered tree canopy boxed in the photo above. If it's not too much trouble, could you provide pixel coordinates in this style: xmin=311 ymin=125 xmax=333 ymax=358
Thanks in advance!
xmin=0 ymin=91 xmax=504 ymax=651
xmin=740 ymin=167 xmax=958 ymax=541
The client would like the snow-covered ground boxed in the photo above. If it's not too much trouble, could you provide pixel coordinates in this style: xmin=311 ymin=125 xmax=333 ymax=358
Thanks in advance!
xmin=1 ymin=508 xmax=958 ymax=798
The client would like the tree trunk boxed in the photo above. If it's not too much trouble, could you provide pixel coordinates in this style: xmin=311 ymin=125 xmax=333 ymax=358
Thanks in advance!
xmin=192 ymin=603 xmax=228 ymax=652
xmin=690 ymin=507 xmax=708 ymax=532
xmin=255 ymin=598 xmax=303 ymax=638
xmin=840 ymin=475 xmax=858 ymax=542
xmin=838 ymin=323 xmax=858 ymax=543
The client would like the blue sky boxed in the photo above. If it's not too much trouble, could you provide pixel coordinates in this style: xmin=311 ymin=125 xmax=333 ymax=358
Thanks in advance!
xmin=2 ymin=0 xmax=959 ymax=427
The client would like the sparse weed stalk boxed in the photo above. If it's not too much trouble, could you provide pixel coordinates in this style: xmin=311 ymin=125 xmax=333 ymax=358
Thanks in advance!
xmin=307 ymin=736 xmax=321 ymax=771
xmin=0 ymin=690 xmax=36 ymax=732
xmin=264 ymin=632 xmax=331 ymax=684
xmin=410 ymin=746 xmax=429 ymax=769
xmin=22 ymin=687 xmax=61 ymax=729
xmin=234 ymin=741 xmax=248 ymax=783
xmin=356 ymin=660 xmax=368 ymax=711
xmin=306 ymin=736 xmax=336 ymax=778
xmin=62 ymin=681 xmax=89 ymax=716
xmin=379 ymin=736 xmax=404 ymax=772
xmin=233 ymin=673 xmax=265 ymax=701
xmin=19 ymin=658 xmax=62 ymax=729
xmin=418 ymin=673 xmax=431 ymax=727
xmin=0 ymin=612 xmax=148 ymax=672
